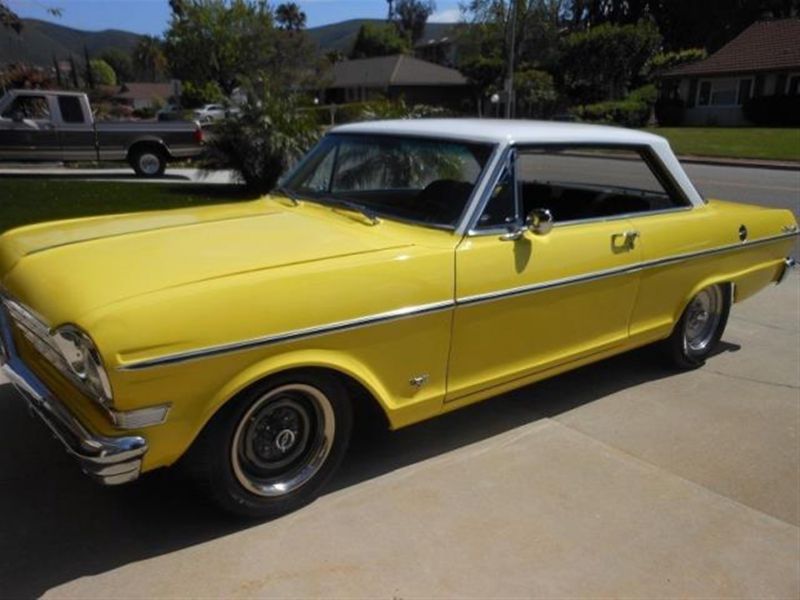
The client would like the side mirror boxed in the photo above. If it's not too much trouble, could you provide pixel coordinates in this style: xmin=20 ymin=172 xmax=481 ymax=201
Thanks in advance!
xmin=499 ymin=208 xmax=554 ymax=241
xmin=11 ymin=111 xmax=24 ymax=123
xmin=527 ymin=208 xmax=554 ymax=236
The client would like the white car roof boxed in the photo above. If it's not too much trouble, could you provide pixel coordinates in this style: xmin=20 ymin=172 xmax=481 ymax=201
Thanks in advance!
xmin=332 ymin=118 xmax=665 ymax=147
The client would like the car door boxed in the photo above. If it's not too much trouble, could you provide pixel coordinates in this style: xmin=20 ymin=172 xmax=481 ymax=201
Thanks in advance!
xmin=0 ymin=94 xmax=61 ymax=160
xmin=446 ymin=146 xmax=646 ymax=403
xmin=54 ymin=95 xmax=98 ymax=162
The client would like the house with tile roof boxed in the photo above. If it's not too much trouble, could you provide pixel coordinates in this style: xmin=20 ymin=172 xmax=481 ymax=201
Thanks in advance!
xmin=323 ymin=54 xmax=469 ymax=107
xmin=659 ymin=19 xmax=800 ymax=126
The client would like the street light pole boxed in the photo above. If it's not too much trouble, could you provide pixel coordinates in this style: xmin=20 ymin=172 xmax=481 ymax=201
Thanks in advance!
xmin=505 ymin=0 xmax=517 ymax=119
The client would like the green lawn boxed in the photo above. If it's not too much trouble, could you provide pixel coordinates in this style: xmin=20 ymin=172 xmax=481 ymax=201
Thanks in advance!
xmin=643 ymin=127 xmax=800 ymax=162
xmin=0 ymin=179 xmax=260 ymax=234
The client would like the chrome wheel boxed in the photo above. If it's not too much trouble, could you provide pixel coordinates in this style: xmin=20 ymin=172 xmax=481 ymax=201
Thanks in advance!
xmin=231 ymin=384 xmax=335 ymax=497
xmin=138 ymin=152 xmax=161 ymax=176
xmin=683 ymin=286 xmax=724 ymax=354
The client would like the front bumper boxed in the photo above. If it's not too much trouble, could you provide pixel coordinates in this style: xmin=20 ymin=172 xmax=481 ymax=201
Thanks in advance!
xmin=0 ymin=307 xmax=147 ymax=485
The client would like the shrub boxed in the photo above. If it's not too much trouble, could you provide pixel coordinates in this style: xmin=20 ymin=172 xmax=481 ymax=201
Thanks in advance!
xmin=203 ymin=88 xmax=320 ymax=193
xmin=181 ymin=80 xmax=225 ymax=108
xmin=742 ymin=96 xmax=800 ymax=126
xmin=628 ymin=84 xmax=658 ymax=105
xmin=357 ymin=98 xmax=448 ymax=120
xmin=132 ymin=106 xmax=157 ymax=119
xmin=90 ymin=59 xmax=117 ymax=86
xmin=515 ymin=69 xmax=558 ymax=118
xmin=572 ymin=99 xmax=650 ymax=127
xmin=654 ymin=97 xmax=685 ymax=126
xmin=645 ymin=48 xmax=707 ymax=77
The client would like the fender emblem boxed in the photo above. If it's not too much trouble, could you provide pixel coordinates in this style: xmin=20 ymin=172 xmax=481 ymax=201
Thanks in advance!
xmin=409 ymin=374 xmax=429 ymax=389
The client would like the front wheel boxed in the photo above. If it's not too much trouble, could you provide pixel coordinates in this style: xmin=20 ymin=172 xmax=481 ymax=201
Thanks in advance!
xmin=186 ymin=371 xmax=352 ymax=518
xmin=665 ymin=283 xmax=731 ymax=369
xmin=129 ymin=146 xmax=167 ymax=177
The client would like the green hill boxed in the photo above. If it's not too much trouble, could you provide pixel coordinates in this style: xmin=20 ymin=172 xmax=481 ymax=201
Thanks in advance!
xmin=0 ymin=17 xmax=459 ymax=67
xmin=0 ymin=19 xmax=142 ymax=66
xmin=307 ymin=18 xmax=458 ymax=54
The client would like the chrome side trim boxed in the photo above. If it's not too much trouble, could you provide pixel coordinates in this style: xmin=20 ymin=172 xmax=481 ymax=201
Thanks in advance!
xmin=118 ymin=299 xmax=456 ymax=371
xmin=459 ymin=231 xmax=798 ymax=306
xmin=117 ymin=231 xmax=798 ymax=371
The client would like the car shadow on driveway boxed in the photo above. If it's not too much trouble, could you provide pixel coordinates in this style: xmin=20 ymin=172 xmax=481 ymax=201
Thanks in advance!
xmin=0 ymin=342 xmax=739 ymax=598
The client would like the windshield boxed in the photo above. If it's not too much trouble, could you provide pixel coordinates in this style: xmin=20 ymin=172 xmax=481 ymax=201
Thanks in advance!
xmin=282 ymin=134 xmax=495 ymax=228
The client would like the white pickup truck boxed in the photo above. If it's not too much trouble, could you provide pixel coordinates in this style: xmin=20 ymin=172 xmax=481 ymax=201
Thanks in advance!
xmin=0 ymin=89 xmax=205 ymax=176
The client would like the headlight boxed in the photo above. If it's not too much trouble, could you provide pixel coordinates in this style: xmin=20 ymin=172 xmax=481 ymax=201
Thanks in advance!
xmin=52 ymin=325 xmax=113 ymax=406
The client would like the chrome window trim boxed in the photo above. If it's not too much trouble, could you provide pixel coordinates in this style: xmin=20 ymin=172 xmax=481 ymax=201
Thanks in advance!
xmin=117 ymin=231 xmax=798 ymax=371
xmin=455 ymin=143 xmax=512 ymax=235
xmin=468 ymin=205 xmax=695 ymax=237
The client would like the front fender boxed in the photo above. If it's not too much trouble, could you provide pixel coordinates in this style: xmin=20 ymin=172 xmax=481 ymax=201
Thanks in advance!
xmin=199 ymin=349 xmax=394 ymax=432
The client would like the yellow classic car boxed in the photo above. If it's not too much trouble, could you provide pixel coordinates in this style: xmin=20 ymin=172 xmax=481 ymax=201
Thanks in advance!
xmin=0 ymin=119 xmax=796 ymax=517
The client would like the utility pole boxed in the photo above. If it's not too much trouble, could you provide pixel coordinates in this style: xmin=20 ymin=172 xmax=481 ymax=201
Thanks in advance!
xmin=505 ymin=0 xmax=517 ymax=119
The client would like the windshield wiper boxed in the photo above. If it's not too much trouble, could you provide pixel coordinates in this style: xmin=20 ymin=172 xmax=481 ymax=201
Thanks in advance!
xmin=316 ymin=195 xmax=381 ymax=225
xmin=273 ymin=185 xmax=300 ymax=206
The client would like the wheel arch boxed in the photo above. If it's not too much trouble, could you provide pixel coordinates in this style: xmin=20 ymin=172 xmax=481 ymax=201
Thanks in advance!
xmin=126 ymin=137 xmax=172 ymax=160
xmin=195 ymin=350 xmax=394 ymax=444
xmin=672 ymin=278 xmax=734 ymax=326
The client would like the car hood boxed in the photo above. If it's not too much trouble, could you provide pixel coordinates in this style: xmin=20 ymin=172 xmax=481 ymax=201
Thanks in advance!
xmin=0 ymin=200 xmax=411 ymax=325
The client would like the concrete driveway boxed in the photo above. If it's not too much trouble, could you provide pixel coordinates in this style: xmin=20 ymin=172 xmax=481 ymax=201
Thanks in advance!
xmin=0 ymin=271 xmax=797 ymax=598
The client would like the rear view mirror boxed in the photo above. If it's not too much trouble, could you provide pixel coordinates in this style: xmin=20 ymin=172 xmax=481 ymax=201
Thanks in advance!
xmin=526 ymin=208 xmax=554 ymax=236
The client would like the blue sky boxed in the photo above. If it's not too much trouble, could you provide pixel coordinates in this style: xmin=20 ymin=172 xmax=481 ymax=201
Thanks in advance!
xmin=9 ymin=0 xmax=463 ymax=35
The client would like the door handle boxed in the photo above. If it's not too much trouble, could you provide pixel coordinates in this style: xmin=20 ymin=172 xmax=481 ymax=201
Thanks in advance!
xmin=612 ymin=230 xmax=639 ymax=251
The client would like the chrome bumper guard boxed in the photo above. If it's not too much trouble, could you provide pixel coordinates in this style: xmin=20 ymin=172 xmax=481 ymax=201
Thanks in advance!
xmin=0 ymin=307 xmax=147 ymax=485
xmin=776 ymin=257 xmax=797 ymax=285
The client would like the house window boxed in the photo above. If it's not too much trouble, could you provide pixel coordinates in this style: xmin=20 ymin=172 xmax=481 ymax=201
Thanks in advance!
xmin=788 ymin=75 xmax=800 ymax=96
xmin=697 ymin=81 xmax=711 ymax=106
xmin=737 ymin=79 xmax=752 ymax=105
xmin=697 ymin=78 xmax=752 ymax=107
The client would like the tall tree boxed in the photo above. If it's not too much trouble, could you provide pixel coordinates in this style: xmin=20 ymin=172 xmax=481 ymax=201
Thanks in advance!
xmin=561 ymin=0 xmax=800 ymax=51
xmin=165 ymin=0 xmax=319 ymax=101
xmin=394 ymin=0 xmax=435 ymax=44
xmin=133 ymin=35 xmax=167 ymax=82
xmin=101 ymin=48 xmax=135 ymax=82
xmin=275 ymin=2 xmax=306 ymax=31
xmin=350 ymin=23 xmax=410 ymax=58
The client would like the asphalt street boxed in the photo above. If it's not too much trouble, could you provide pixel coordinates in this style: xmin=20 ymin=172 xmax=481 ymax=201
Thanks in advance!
xmin=0 ymin=161 xmax=798 ymax=597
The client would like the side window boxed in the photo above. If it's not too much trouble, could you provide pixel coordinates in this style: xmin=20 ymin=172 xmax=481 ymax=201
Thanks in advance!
xmin=57 ymin=96 xmax=85 ymax=123
xmin=2 ymin=95 xmax=50 ymax=120
xmin=515 ymin=147 xmax=686 ymax=223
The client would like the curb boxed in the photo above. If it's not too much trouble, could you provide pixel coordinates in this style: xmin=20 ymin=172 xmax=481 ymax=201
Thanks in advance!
xmin=677 ymin=155 xmax=800 ymax=172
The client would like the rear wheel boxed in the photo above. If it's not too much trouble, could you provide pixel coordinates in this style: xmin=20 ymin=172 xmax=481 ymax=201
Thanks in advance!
xmin=129 ymin=145 xmax=167 ymax=177
xmin=665 ymin=284 xmax=730 ymax=369
xmin=186 ymin=371 xmax=352 ymax=518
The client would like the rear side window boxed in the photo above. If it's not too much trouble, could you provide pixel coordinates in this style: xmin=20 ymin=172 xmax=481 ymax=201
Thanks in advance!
xmin=57 ymin=96 xmax=85 ymax=123
xmin=516 ymin=147 xmax=686 ymax=223
xmin=477 ymin=146 xmax=687 ymax=228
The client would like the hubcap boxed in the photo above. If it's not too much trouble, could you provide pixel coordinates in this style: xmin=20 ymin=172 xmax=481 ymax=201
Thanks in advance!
xmin=683 ymin=286 xmax=723 ymax=354
xmin=231 ymin=384 xmax=335 ymax=497
xmin=139 ymin=153 xmax=161 ymax=175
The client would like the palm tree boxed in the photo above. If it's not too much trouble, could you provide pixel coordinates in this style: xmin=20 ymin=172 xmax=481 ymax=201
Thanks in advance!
xmin=275 ymin=2 xmax=306 ymax=31
xmin=133 ymin=35 xmax=167 ymax=82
